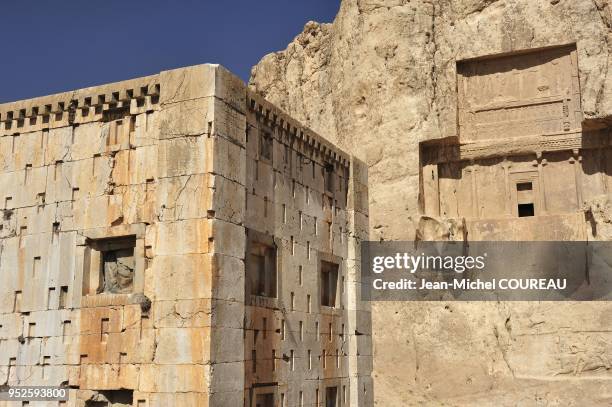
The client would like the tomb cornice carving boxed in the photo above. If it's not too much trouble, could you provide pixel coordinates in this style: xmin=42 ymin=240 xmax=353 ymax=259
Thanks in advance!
xmin=247 ymin=90 xmax=350 ymax=168
xmin=422 ymin=130 xmax=612 ymax=164
xmin=0 ymin=74 xmax=160 ymax=134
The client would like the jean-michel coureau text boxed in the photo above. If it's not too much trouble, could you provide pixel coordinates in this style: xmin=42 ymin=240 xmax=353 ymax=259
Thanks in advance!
xmin=370 ymin=253 xmax=567 ymax=291
xmin=372 ymin=278 xmax=567 ymax=290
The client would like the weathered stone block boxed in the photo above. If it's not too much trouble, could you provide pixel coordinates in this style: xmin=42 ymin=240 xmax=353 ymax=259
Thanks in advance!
xmin=160 ymin=64 xmax=217 ymax=104
xmin=159 ymin=97 xmax=213 ymax=138
xmin=154 ymin=327 xmax=211 ymax=364
xmin=14 ymin=131 xmax=45 ymax=169
xmin=210 ymin=254 xmax=245 ymax=302
xmin=209 ymin=135 xmax=246 ymax=183
xmin=210 ymin=219 xmax=245 ymax=259
xmin=139 ymin=364 xmax=208 ymax=393
xmin=152 ymin=254 xmax=212 ymax=300
xmin=153 ymin=299 xmax=212 ymax=328
xmin=209 ymin=175 xmax=245 ymax=225
xmin=79 ymin=363 xmax=139 ymax=390
xmin=154 ymin=174 xmax=212 ymax=221
xmin=154 ymin=219 xmax=211 ymax=256
xmin=212 ymin=97 xmax=247 ymax=146
xmin=157 ymin=136 xmax=209 ymax=177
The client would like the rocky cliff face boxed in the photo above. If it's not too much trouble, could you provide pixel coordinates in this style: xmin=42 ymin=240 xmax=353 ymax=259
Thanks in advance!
xmin=250 ymin=0 xmax=612 ymax=405
xmin=251 ymin=0 xmax=611 ymax=241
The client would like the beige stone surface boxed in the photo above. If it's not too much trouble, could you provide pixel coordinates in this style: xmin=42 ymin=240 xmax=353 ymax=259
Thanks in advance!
xmin=250 ymin=1 xmax=612 ymax=405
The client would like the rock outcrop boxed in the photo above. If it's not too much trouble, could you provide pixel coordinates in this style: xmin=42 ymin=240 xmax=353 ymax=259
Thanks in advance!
xmin=250 ymin=1 xmax=612 ymax=405
xmin=251 ymin=0 xmax=612 ymax=241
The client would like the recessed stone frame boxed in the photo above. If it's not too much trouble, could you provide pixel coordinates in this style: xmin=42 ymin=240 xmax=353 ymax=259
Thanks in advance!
xmin=78 ymin=224 xmax=146 ymax=305
xmin=509 ymin=170 xmax=542 ymax=218
xmin=319 ymin=378 xmax=344 ymax=407
xmin=246 ymin=228 xmax=282 ymax=309
xmin=324 ymin=162 xmax=336 ymax=194
xmin=319 ymin=252 xmax=344 ymax=311
xmin=248 ymin=384 xmax=280 ymax=407
xmin=259 ymin=130 xmax=274 ymax=163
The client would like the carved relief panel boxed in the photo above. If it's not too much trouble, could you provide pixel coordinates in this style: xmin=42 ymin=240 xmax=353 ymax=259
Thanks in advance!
xmin=457 ymin=45 xmax=581 ymax=141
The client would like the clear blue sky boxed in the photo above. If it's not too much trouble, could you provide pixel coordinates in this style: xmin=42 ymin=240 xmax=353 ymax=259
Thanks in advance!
xmin=0 ymin=0 xmax=340 ymax=103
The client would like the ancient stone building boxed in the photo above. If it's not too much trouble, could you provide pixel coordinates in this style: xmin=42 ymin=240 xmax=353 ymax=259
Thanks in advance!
xmin=0 ymin=65 xmax=372 ymax=406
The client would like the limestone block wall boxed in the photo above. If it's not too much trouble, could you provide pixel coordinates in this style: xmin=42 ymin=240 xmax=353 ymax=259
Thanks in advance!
xmin=0 ymin=71 xmax=169 ymax=407
xmin=240 ymin=92 xmax=372 ymax=407
xmin=0 ymin=63 xmax=371 ymax=407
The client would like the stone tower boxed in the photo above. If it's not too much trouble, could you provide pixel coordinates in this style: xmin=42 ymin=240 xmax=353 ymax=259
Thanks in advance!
xmin=0 ymin=64 xmax=372 ymax=406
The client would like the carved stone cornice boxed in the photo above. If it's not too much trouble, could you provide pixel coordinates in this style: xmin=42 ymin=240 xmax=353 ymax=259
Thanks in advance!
xmin=421 ymin=129 xmax=612 ymax=165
